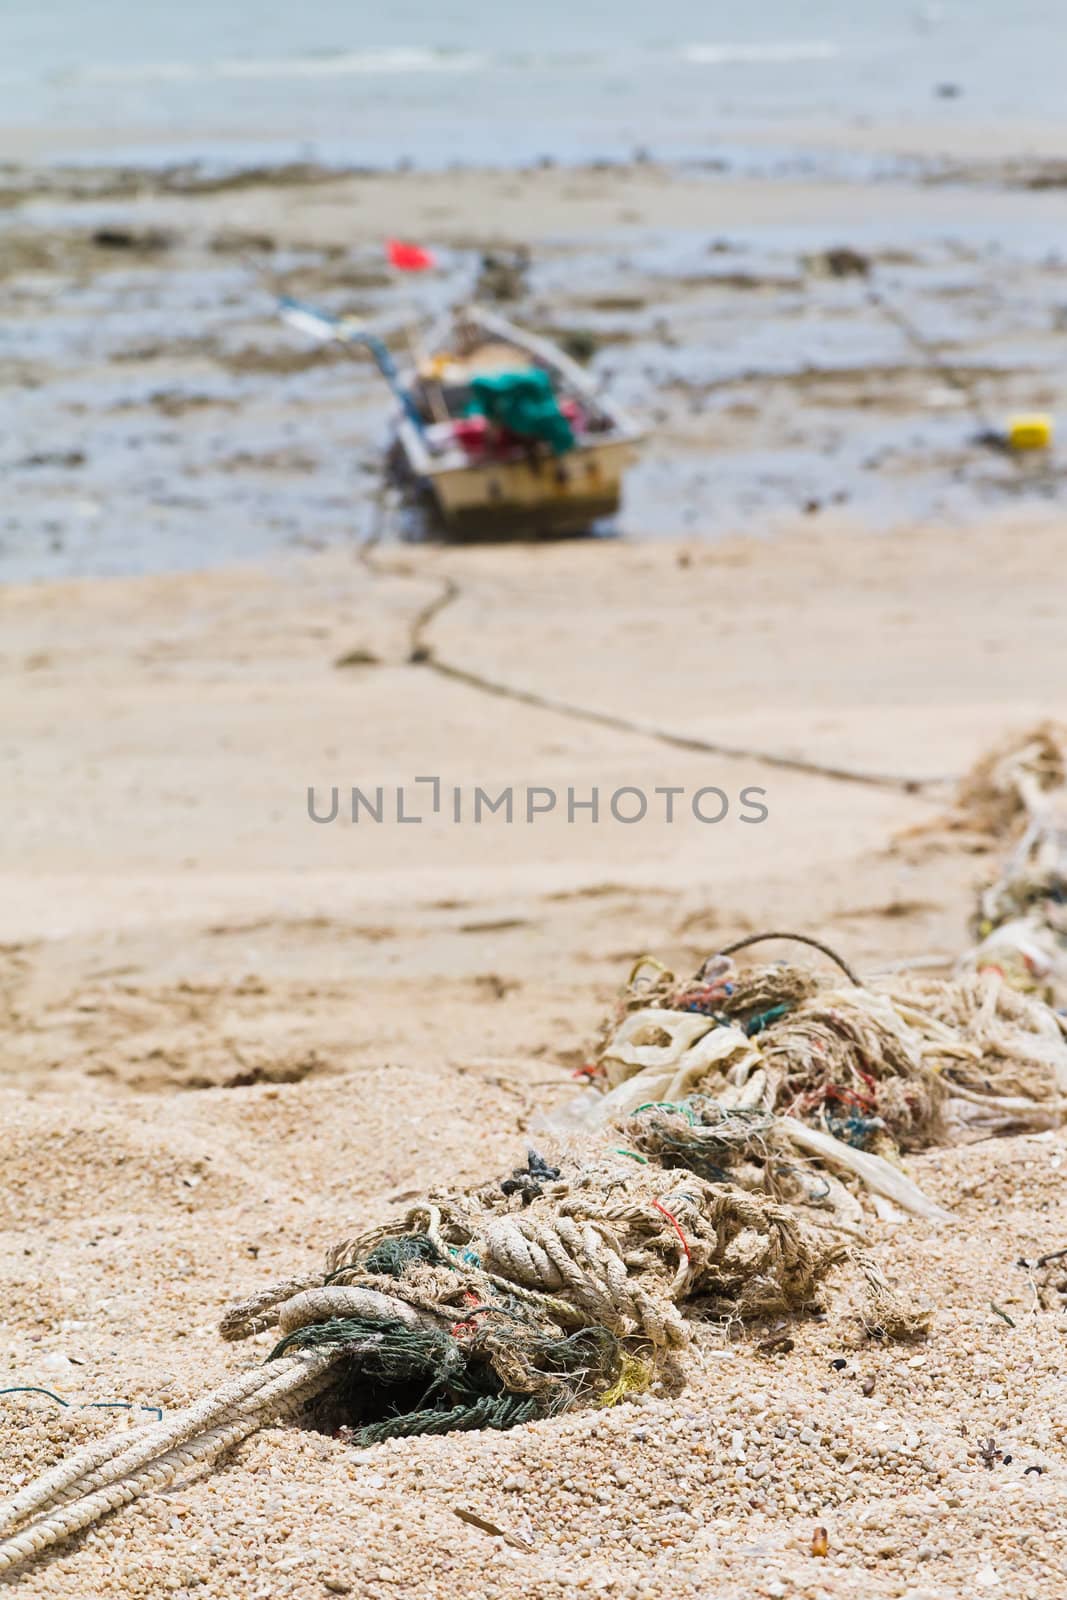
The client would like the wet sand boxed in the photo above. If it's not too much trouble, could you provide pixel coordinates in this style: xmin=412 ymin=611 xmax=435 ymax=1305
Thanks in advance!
xmin=3 ymin=153 xmax=1067 ymax=577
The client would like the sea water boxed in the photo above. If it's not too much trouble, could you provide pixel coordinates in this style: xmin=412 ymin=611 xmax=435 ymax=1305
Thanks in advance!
xmin=2 ymin=0 xmax=1065 ymax=170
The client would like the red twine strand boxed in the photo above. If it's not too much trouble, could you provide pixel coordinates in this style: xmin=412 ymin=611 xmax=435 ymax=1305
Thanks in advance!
xmin=652 ymin=1198 xmax=691 ymax=1262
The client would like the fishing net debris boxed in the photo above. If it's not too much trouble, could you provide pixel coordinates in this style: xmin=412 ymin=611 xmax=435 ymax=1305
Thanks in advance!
xmin=0 ymin=1153 xmax=838 ymax=1574
xmin=5 ymin=724 xmax=1067 ymax=1575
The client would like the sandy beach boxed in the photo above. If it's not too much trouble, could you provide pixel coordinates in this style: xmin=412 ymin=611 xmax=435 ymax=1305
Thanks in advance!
xmin=4 ymin=503 xmax=1067 ymax=1596
xmin=4 ymin=37 xmax=1067 ymax=1586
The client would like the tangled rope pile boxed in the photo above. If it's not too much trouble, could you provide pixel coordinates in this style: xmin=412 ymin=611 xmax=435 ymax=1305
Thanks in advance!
xmin=555 ymin=728 xmax=1067 ymax=1286
xmin=7 ymin=724 xmax=1067 ymax=1577
xmin=888 ymin=974 xmax=1067 ymax=1131
xmin=0 ymin=1151 xmax=839 ymax=1575
xmin=953 ymin=721 xmax=1067 ymax=841
xmin=575 ymin=923 xmax=1067 ymax=1228
xmin=952 ymin=722 xmax=1067 ymax=1001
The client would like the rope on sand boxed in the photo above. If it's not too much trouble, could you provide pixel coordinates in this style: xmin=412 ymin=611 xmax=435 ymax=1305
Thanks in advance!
xmin=585 ymin=944 xmax=1067 ymax=1182
xmin=0 ymin=1355 xmax=337 ymax=1549
xmin=355 ymin=539 xmax=944 ymax=796
xmin=716 ymin=932 xmax=863 ymax=986
xmin=6 ymin=725 xmax=1065 ymax=1575
xmin=419 ymin=645 xmax=941 ymax=794
xmin=0 ymin=1352 xmax=340 ymax=1573
xmin=0 ymin=1158 xmax=840 ymax=1575
xmin=573 ymin=741 xmax=1067 ymax=1227
xmin=951 ymin=722 xmax=1067 ymax=1004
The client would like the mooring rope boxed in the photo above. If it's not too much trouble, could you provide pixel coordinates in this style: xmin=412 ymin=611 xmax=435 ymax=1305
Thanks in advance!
xmin=0 ymin=1355 xmax=339 ymax=1576
xmin=5 ymin=726 xmax=1065 ymax=1575
xmin=354 ymin=540 xmax=945 ymax=796
xmin=0 ymin=1353 xmax=336 ymax=1548
xmin=0 ymin=1158 xmax=842 ymax=1574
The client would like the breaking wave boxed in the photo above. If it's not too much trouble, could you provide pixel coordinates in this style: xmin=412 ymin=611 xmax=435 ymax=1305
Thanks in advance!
xmin=69 ymin=48 xmax=488 ymax=86
xmin=65 ymin=39 xmax=843 ymax=89
xmin=681 ymin=41 xmax=841 ymax=66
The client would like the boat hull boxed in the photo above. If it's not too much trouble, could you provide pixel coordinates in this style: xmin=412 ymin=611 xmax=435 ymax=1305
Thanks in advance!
xmin=391 ymin=304 xmax=643 ymax=540
xmin=423 ymin=437 xmax=635 ymax=538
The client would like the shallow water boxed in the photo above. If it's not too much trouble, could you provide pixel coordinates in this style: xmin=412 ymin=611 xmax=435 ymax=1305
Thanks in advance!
xmin=4 ymin=1 xmax=1067 ymax=170
xmin=3 ymin=201 xmax=1065 ymax=581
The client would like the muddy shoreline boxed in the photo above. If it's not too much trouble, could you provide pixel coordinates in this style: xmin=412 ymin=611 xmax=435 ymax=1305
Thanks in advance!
xmin=3 ymin=152 xmax=1066 ymax=579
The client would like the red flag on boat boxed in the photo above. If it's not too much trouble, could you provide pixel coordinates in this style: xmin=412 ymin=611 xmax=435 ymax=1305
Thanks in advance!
xmin=386 ymin=238 xmax=436 ymax=272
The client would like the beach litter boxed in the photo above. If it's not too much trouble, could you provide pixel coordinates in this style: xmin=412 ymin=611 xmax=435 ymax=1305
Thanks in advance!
xmin=0 ymin=1153 xmax=839 ymax=1574
xmin=1006 ymin=413 xmax=1054 ymax=452
xmin=953 ymin=722 xmax=1067 ymax=1000
xmin=568 ymin=931 xmax=1067 ymax=1216
xmin=5 ymin=725 xmax=1067 ymax=1576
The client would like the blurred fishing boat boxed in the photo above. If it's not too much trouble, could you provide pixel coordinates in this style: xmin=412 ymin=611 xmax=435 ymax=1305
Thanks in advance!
xmin=279 ymin=297 xmax=642 ymax=539
xmin=394 ymin=306 xmax=642 ymax=538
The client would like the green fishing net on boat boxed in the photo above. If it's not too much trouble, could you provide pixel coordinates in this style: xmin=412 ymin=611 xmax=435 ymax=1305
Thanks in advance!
xmin=467 ymin=369 xmax=575 ymax=455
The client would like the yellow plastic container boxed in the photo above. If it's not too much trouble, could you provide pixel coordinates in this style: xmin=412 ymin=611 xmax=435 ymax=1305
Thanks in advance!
xmin=1007 ymin=413 xmax=1054 ymax=451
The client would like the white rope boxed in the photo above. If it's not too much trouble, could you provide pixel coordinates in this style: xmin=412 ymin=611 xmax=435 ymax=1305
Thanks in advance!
xmin=219 ymin=1273 xmax=323 ymax=1340
xmin=277 ymin=1285 xmax=429 ymax=1335
xmin=0 ymin=1355 xmax=331 ymax=1544
xmin=0 ymin=1364 xmax=275 ymax=1539
xmin=480 ymin=1213 xmax=686 ymax=1347
xmin=0 ymin=1354 xmax=339 ymax=1575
